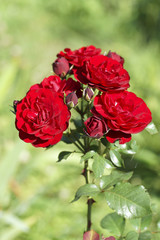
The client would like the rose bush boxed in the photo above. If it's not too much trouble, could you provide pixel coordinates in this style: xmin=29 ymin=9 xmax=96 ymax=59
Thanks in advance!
xmin=15 ymin=88 xmax=71 ymax=147
xmin=13 ymin=45 xmax=155 ymax=239
xmin=93 ymin=91 xmax=152 ymax=143
xmin=73 ymin=55 xmax=130 ymax=92
xmin=57 ymin=45 xmax=101 ymax=67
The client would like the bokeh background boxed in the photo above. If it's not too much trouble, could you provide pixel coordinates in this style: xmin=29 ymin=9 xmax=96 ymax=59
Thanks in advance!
xmin=0 ymin=0 xmax=160 ymax=239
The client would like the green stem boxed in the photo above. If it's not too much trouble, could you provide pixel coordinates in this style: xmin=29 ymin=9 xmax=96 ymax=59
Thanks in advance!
xmin=70 ymin=130 xmax=85 ymax=150
xmin=68 ymin=135 xmax=84 ymax=153
xmin=98 ymin=140 xmax=102 ymax=155
xmin=84 ymin=159 xmax=92 ymax=231
xmin=77 ymin=94 xmax=93 ymax=231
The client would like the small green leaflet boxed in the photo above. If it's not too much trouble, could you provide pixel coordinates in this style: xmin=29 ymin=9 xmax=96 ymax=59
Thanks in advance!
xmin=71 ymin=184 xmax=100 ymax=202
xmin=109 ymin=149 xmax=124 ymax=167
xmin=105 ymin=182 xmax=151 ymax=218
xmin=129 ymin=215 xmax=152 ymax=232
xmin=101 ymin=212 xmax=125 ymax=237
xmin=126 ymin=231 xmax=152 ymax=240
xmin=80 ymin=151 xmax=96 ymax=163
xmin=100 ymin=171 xmax=133 ymax=190
xmin=126 ymin=231 xmax=139 ymax=240
xmin=145 ymin=122 xmax=158 ymax=135
xmin=58 ymin=151 xmax=73 ymax=162
xmin=92 ymin=154 xmax=114 ymax=178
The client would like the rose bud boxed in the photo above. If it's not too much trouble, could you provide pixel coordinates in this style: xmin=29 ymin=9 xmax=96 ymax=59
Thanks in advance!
xmin=52 ymin=57 xmax=70 ymax=78
xmin=107 ymin=50 xmax=124 ymax=66
xmin=83 ymin=87 xmax=94 ymax=101
xmin=84 ymin=116 xmax=108 ymax=138
xmin=65 ymin=92 xmax=78 ymax=108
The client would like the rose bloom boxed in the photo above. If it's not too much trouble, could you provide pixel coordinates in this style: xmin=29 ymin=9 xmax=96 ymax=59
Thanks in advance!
xmin=93 ymin=91 xmax=152 ymax=144
xmin=57 ymin=45 xmax=101 ymax=67
xmin=84 ymin=116 xmax=108 ymax=138
xmin=15 ymin=88 xmax=71 ymax=147
xmin=73 ymin=55 xmax=130 ymax=92
xmin=30 ymin=75 xmax=82 ymax=97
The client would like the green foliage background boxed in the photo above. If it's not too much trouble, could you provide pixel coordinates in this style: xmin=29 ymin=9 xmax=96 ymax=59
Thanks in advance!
xmin=0 ymin=0 xmax=160 ymax=239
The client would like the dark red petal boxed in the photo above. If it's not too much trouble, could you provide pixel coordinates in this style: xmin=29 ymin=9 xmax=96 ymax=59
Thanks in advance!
xmin=106 ymin=130 xmax=132 ymax=144
xmin=19 ymin=130 xmax=36 ymax=143
xmin=32 ymin=132 xmax=63 ymax=148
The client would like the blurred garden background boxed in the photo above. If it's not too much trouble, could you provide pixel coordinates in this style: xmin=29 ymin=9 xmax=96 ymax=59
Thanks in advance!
xmin=0 ymin=0 xmax=160 ymax=239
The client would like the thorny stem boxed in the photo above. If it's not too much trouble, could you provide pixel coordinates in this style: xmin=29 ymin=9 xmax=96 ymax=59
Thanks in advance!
xmin=87 ymin=198 xmax=93 ymax=231
xmin=84 ymin=158 xmax=93 ymax=231
xmin=83 ymin=98 xmax=93 ymax=231
xmin=74 ymin=95 xmax=94 ymax=231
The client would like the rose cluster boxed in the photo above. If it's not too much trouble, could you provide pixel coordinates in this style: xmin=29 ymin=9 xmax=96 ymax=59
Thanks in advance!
xmin=14 ymin=45 xmax=152 ymax=147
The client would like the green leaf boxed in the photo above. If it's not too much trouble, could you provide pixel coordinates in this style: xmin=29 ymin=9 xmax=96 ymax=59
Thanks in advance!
xmin=120 ymin=149 xmax=136 ymax=155
xmin=145 ymin=122 xmax=158 ymax=135
xmin=80 ymin=151 xmax=96 ymax=163
xmin=129 ymin=215 xmax=152 ymax=232
xmin=100 ymin=171 xmax=133 ymax=190
xmin=94 ymin=154 xmax=114 ymax=168
xmin=100 ymin=212 xmax=125 ymax=237
xmin=126 ymin=231 xmax=139 ymax=240
xmin=92 ymin=157 xmax=105 ymax=178
xmin=101 ymin=137 xmax=109 ymax=147
xmin=109 ymin=150 xmax=123 ymax=167
xmin=72 ymin=184 xmax=100 ymax=202
xmin=58 ymin=151 xmax=73 ymax=162
xmin=61 ymin=135 xmax=72 ymax=144
xmin=92 ymin=154 xmax=114 ymax=178
xmin=152 ymin=233 xmax=160 ymax=240
xmin=130 ymin=140 xmax=138 ymax=152
xmin=105 ymin=183 xmax=151 ymax=218
xmin=114 ymin=141 xmax=127 ymax=150
xmin=114 ymin=141 xmax=136 ymax=155
xmin=139 ymin=231 xmax=152 ymax=240
xmin=125 ymin=231 xmax=152 ymax=240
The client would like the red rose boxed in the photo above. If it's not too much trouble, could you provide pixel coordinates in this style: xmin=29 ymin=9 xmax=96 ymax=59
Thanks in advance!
xmin=57 ymin=45 xmax=101 ymax=67
xmin=107 ymin=50 xmax=124 ymax=66
xmin=15 ymin=88 xmax=71 ymax=147
xmin=30 ymin=75 xmax=82 ymax=97
xmin=84 ymin=116 xmax=108 ymax=138
xmin=73 ymin=55 xmax=130 ymax=92
xmin=93 ymin=91 xmax=152 ymax=143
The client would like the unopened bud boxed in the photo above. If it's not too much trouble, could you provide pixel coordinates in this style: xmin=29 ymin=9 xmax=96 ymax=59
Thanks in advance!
xmin=83 ymin=87 xmax=94 ymax=101
xmin=65 ymin=92 xmax=78 ymax=108
xmin=52 ymin=57 xmax=70 ymax=78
